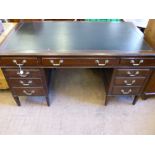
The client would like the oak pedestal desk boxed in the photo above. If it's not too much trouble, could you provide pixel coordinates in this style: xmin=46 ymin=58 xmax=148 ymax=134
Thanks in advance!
xmin=0 ymin=22 xmax=154 ymax=106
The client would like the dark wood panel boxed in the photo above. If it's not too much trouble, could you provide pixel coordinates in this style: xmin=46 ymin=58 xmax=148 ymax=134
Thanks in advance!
xmin=114 ymin=77 xmax=145 ymax=86
xmin=42 ymin=57 xmax=119 ymax=67
xmin=8 ymin=19 xmax=76 ymax=22
xmin=102 ymin=69 xmax=114 ymax=92
xmin=4 ymin=69 xmax=42 ymax=78
xmin=2 ymin=68 xmax=50 ymax=106
xmin=111 ymin=86 xmax=141 ymax=95
xmin=120 ymin=58 xmax=155 ymax=66
xmin=9 ymin=78 xmax=43 ymax=87
xmin=0 ymin=57 xmax=38 ymax=66
xmin=103 ymin=67 xmax=152 ymax=105
xmin=143 ymin=70 xmax=155 ymax=94
xmin=12 ymin=87 xmax=45 ymax=96
xmin=115 ymin=69 xmax=150 ymax=77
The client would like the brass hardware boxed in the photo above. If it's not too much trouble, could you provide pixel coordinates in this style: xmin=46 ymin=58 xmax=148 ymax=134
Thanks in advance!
xmin=95 ymin=59 xmax=109 ymax=66
xmin=124 ymin=80 xmax=136 ymax=86
xmin=20 ymin=80 xmax=32 ymax=86
xmin=13 ymin=59 xmax=27 ymax=75
xmin=17 ymin=71 xmax=30 ymax=77
xmin=23 ymin=90 xmax=35 ymax=95
xmin=121 ymin=89 xmax=132 ymax=94
xmin=12 ymin=59 xmax=27 ymax=65
xmin=130 ymin=59 xmax=144 ymax=66
xmin=127 ymin=71 xmax=139 ymax=77
xmin=50 ymin=60 xmax=64 ymax=66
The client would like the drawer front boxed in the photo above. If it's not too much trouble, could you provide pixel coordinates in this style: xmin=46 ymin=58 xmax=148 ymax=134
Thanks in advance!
xmin=9 ymin=78 xmax=43 ymax=87
xmin=12 ymin=87 xmax=45 ymax=96
xmin=143 ymin=71 xmax=155 ymax=94
xmin=115 ymin=69 xmax=150 ymax=77
xmin=42 ymin=57 xmax=119 ymax=67
xmin=114 ymin=77 xmax=146 ymax=86
xmin=111 ymin=86 xmax=141 ymax=95
xmin=4 ymin=69 xmax=42 ymax=78
xmin=0 ymin=57 xmax=38 ymax=66
xmin=120 ymin=58 xmax=155 ymax=66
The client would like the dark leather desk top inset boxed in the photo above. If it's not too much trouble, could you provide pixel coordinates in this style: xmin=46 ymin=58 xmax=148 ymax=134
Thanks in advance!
xmin=0 ymin=22 xmax=153 ymax=56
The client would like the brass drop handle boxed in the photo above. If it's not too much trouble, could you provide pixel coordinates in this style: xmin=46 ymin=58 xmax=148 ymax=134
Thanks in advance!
xmin=23 ymin=90 xmax=35 ymax=95
xmin=121 ymin=89 xmax=132 ymax=95
xmin=13 ymin=59 xmax=27 ymax=75
xmin=95 ymin=59 xmax=109 ymax=66
xmin=50 ymin=60 xmax=64 ymax=66
xmin=20 ymin=80 xmax=32 ymax=86
xmin=130 ymin=59 xmax=144 ymax=66
xmin=17 ymin=71 xmax=30 ymax=77
xmin=127 ymin=71 xmax=139 ymax=77
xmin=124 ymin=80 xmax=136 ymax=86
xmin=12 ymin=59 xmax=27 ymax=66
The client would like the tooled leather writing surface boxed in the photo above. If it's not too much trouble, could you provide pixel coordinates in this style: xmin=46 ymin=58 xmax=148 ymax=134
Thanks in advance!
xmin=0 ymin=22 xmax=152 ymax=55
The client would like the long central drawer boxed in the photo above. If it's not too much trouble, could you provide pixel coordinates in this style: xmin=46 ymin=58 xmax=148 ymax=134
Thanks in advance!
xmin=42 ymin=57 xmax=119 ymax=67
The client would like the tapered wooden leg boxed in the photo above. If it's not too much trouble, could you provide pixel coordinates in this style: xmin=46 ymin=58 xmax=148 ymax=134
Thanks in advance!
xmin=13 ymin=96 xmax=21 ymax=106
xmin=132 ymin=96 xmax=138 ymax=105
xmin=141 ymin=94 xmax=147 ymax=100
xmin=105 ymin=96 xmax=109 ymax=106
xmin=46 ymin=96 xmax=50 ymax=106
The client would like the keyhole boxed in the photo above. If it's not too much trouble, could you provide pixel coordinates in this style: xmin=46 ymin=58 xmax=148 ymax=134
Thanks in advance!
xmin=19 ymin=65 xmax=24 ymax=74
xmin=20 ymin=70 xmax=24 ymax=74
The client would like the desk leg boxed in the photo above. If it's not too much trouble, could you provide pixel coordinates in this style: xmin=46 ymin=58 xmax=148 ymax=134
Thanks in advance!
xmin=141 ymin=94 xmax=147 ymax=100
xmin=132 ymin=96 xmax=138 ymax=105
xmin=46 ymin=96 xmax=50 ymax=106
xmin=104 ymin=96 xmax=109 ymax=106
xmin=13 ymin=96 xmax=21 ymax=106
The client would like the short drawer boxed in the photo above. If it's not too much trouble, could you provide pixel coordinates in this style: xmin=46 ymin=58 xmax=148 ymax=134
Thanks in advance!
xmin=0 ymin=57 xmax=39 ymax=66
xmin=42 ymin=57 xmax=119 ymax=67
xmin=12 ymin=87 xmax=45 ymax=96
xmin=111 ymin=86 xmax=141 ymax=95
xmin=115 ymin=69 xmax=150 ymax=77
xmin=9 ymin=78 xmax=43 ymax=87
xmin=120 ymin=58 xmax=155 ymax=66
xmin=114 ymin=77 xmax=146 ymax=86
xmin=4 ymin=69 xmax=42 ymax=78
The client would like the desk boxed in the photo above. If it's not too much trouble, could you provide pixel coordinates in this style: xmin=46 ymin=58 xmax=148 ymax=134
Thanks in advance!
xmin=0 ymin=22 xmax=154 ymax=106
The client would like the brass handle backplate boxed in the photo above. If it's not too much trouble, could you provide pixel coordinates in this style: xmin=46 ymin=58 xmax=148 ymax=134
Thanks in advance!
xmin=95 ymin=59 xmax=109 ymax=66
xmin=124 ymin=80 xmax=136 ymax=86
xmin=127 ymin=71 xmax=139 ymax=77
xmin=23 ymin=90 xmax=35 ymax=95
xmin=130 ymin=59 xmax=144 ymax=66
xmin=20 ymin=80 xmax=32 ymax=86
xmin=50 ymin=60 xmax=64 ymax=66
xmin=121 ymin=89 xmax=132 ymax=95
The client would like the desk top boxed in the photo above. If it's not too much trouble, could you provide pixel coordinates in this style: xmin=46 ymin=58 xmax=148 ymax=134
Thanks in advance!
xmin=0 ymin=22 xmax=153 ymax=56
xmin=0 ymin=23 xmax=17 ymax=45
